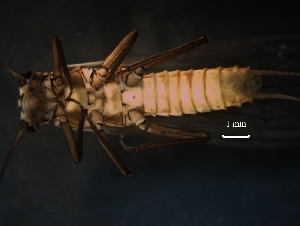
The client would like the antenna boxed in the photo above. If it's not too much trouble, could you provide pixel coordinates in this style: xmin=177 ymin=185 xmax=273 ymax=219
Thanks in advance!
xmin=0 ymin=121 xmax=28 ymax=184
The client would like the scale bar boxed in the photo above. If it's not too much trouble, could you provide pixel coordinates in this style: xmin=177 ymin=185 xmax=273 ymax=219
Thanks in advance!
xmin=222 ymin=135 xmax=250 ymax=139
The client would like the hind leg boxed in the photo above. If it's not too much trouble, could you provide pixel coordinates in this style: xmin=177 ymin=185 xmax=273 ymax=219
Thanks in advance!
xmin=119 ymin=109 xmax=210 ymax=152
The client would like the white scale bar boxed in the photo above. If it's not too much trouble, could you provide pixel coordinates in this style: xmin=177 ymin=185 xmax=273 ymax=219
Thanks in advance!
xmin=222 ymin=135 xmax=250 ymax=139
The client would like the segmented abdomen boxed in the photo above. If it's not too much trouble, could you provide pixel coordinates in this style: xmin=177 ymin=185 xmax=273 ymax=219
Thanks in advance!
xmin=121 ymin=66 xmax=261 ymax=116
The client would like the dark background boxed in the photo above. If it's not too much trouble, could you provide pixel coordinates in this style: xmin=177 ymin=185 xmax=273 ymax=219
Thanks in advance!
xmin=0 ymin=0 xmax=300 ymax=225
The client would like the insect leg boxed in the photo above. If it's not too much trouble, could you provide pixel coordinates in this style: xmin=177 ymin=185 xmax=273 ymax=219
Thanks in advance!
xmin=52 ymin=37 xmax=85 ymax=163
xmin=86 ymin=110 xmax=131 ymax=177
xmin=119 ymin=35 xmax=209 ymax=87
xmin=55 ymin=104 xmax=83 ymax=163
xmin=52 ymin=37 xmax=74 ymax=96
xmin=90 ymin=29 xmax=138 ymax=86
xmin=75 ymin=107 xmax=85 ymax=160
xmin=120 ymin=109 xmax=210 ymax=152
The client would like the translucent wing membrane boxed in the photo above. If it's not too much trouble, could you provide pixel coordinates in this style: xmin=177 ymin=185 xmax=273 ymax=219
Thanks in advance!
xmin=1 ymin=32 xmax=300 ymax=184
xmin=123 ymin=36 xmax=208 ymax=72
xmin=104 ymin=34 xmax=300 ymax=148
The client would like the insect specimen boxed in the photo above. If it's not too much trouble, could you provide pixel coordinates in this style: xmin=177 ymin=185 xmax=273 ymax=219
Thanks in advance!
xmin=0 ymin=30 xmax=299 ymax=183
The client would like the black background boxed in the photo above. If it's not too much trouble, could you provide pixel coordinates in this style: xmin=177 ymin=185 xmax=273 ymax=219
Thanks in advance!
xmin=0 ymin=0 xmax=300 ymax=225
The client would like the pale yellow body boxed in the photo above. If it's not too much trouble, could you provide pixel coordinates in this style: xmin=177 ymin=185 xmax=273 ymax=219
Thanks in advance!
xmin=68 ymin=66 xmax=261 ymax=128
xmin=42 ymin=65 xmax=261 ymax=130
xmin=119 ymin=66 xmax=259 ymax=125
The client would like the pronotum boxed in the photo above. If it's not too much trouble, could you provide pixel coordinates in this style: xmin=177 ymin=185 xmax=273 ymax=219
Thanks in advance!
xmin=0 ymin=29 xmax=299 ymax=182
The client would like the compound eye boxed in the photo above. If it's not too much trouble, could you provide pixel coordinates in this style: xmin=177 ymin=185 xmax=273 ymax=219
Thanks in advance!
xmin=27 ymin=125 xmax=35 ymax=132
xmin=19 ymin=120 xmax=35 ymax=132
xmin=22 ymin=71 xmax=32 ymax=79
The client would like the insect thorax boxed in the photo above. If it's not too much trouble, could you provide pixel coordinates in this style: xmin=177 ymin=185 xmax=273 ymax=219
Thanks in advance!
xmin=41 ymin=65 xmax=262 ymax=130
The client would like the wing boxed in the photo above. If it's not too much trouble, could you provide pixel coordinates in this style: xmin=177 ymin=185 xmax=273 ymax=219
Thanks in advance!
xmin=103 ymin=34 xmax=300 ymax=148
xmin=68 ymin=34 xmax=300 ymax=71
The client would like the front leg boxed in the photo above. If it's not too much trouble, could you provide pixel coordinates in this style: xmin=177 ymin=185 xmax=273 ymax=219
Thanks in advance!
xmin=52 ymin=37 xmax=86 ymax=163
xmin=55 ymin=104 xmax=84 ymax=163
xmin=120 ymin=109 xmax=210 ymax=152
xmin=52 ymin=37 xmax=74 ymax=96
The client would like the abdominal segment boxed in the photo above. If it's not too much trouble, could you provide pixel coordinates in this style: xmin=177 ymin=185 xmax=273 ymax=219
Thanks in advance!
xmin=121 ymin=66 xmax=259 ymax=117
